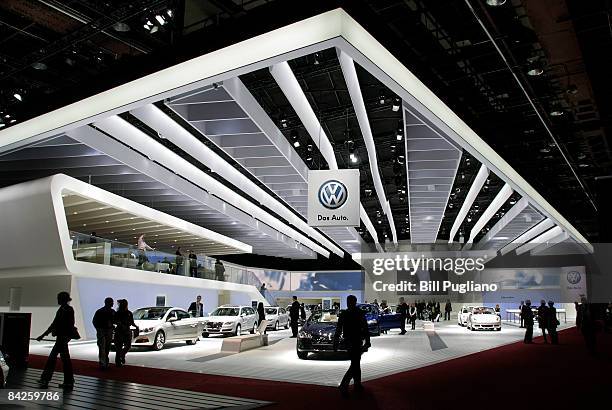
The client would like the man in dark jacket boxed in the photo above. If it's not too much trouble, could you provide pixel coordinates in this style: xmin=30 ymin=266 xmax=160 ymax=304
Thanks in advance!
xmin=546 ymin=301 xmax=559 ymax=345
xmin=444 ymin=300 xmax=452 ymax=321
xmin=522 ymin=300 xmax=534 ymax=344
xmin=188 ymin=295 xmax=204 ymax=317
xmin=397 ymin=297 xmax=408 ymax=335
xmin=334 ymin=295 xmax=371 ymax=396
xmin=537 ymin=300 xmax=549 ymax=343
xmin=188 ymin=250 xmax=198 ymax=277
xmin=289 ymin=296 xmax=301 ymax=337
xmin=92 ymin=297 xmax=115 ymax=369
xmin=37 ymin=291 xmax=75 ymax=390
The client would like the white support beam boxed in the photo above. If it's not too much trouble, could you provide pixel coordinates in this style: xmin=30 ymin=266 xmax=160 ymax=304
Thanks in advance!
xmin=476 ymin=197 xmax=529 ymax=248
xmin=269 ymin=61 xmax=380 ymax=246
xmin=131 ymin=104 xmax=343 ymax=257
xmin=92 ymin=116 xmax=333 ymax=257
xmin=337 ymin=50 xmax=397 ymax=244
xmin=499 ymin=218 xmax=555 ymax=255
xmin=531 ymin=231 xmax=570 ymax=255
xmin=515 ymin=226 xmax=564 ymax=255
xmin=464 ymin=183 xmax=513 ymax=249
xmin=448 ymin=164 xmax=489 ymax=243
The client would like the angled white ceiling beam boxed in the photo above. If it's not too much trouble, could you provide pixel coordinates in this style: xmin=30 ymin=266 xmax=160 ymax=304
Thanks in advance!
xmin=464 ymin=183 xmax=513 ymax=249
xmin=92 ymin=116 xmax=332 ymax=257
xmin=515 ymin=226 xmax=564 ymax=255
xmin=476 ymin=197 xmax=529 ymax=248
xmin=269 ymin=61 xmax=380 ymax=246
xmin=531 ymin=231 xmax=570 ymax=255
xmin=131 ymin=104 xmax=343 ymax=257
xmin=499 ymin=218 xmax=555 ymax=255
xmin=448 ymin=164 xmax=488 ymax=243
xmin=337 ymin=49 xmax=397 ymax=244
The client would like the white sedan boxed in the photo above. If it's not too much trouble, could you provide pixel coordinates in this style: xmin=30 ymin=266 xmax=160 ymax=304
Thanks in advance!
xmin=467 ymin=307 xmax=502 ymax=331
xmin=265 ymin=306 xmax=290 ymax=331
xmin=457 ymin=306 xmax=476 ymax=326
xmin=132 ymin=307 xmax=205 ymax=350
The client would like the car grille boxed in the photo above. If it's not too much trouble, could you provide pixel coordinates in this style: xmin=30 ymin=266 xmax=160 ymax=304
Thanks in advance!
xmin=207 ymin=322 xmax=223 ymax=329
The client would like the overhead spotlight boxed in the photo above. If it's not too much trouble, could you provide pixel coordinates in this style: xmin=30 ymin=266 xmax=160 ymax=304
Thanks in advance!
xmin=485 ymin=0 xmax=506 ymax=6
xmin=0 ymin=123 xmax=5 ymax=128
xmin=293 ymin=140 xmax=300 ymax=148
xmin=550 ymin=108 xmax=564 ymax=117
xmin=344 ymin=129 xmax=354 ymax=145
xmin=291 ymin=130 xmax=300 ymax=148
xmin=392 ymin=97 xmax=400 ymax=112
xmin=112 ymin=22 xmax=130 ymax=32
xmin=150 ymin=25 xmax=159 ymax=34
xmin=526 ymin=59 xmax=544 ymax=76
xmin=155 ymin=14 xmax=167 ymax=25
xmin=379 ymin=90 xmax=386 ymax=105
xmin=279 ymin=114 xmax=288 ymax=128
xmin=307 ymin=144 xmax=313 ymax=152
xmin=31 ymin=62 xmax=47 ymax=70
xmin=13 ymin=92 xmax=22 ymax=102
xmin=350 ymin=149 xmax=358 ymax=163
xmin=9 ymin=119 xmax=16 ymax=123
xmin=166 ymin=9 xmax=174 ymax=17
xmin=306 ymin=155 xmax=313 ymax=162
xmin=396 ymin=121 xmax=403 ymax=141
xmin=313 ymin=53 xmax=320 ymax=65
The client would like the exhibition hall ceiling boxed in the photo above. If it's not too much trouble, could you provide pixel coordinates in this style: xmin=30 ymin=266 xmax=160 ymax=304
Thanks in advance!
xmin=0 ymin=1 xmax=607 ymax=267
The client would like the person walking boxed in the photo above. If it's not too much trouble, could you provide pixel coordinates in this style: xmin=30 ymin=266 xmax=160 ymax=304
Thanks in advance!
xmin=175 ymin=247 xmax=183 ymax=275
xmin=334 ymin=295 xmax=371 ymax=396
xmin=577 ymin=296 xmax=597 ymax=355
xmin=259 ymin=283 xmax=267 ymax=297
xmin=188 ymin=295 xmax=204 ymax=317
xmin=214 ymin=258 xmax=225 ymax=281
xmin=289 ymin=296 xmax=301 ymax=337
xmin=547 ymin=301 xmax=559 ymax=345
xmin=257 ymin=302 xmax=266 ymax=333
xmin=92 ymin=297 xmax=115 ymax=369
xmin=519 ymin=301 xmax=525 ymax=328
xmin=444 ymin=300 xmax=452 ymax=321
xmin=137 ymin=234 xmax=154 ymax=268
xmin=36 ymin=291 xmax=76 ymax=390
xmin=522 ymin=300 xmax=534 ymax=344
xmin=537 ymin=300 xmax=549 ymax=343
xmin=114 ymin=299 xmax=138 ymax=367
xmin=188 ymin=250 xmax=198 ymax=277
xmin=408 ymin=303 xmax=417 ymax=330
xmin=397 ymin=297 xmax=408 ymax=335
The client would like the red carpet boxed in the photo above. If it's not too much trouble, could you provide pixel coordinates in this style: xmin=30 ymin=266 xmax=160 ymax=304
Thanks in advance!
xmin=29 ymin=327 xmax=612 ymax=410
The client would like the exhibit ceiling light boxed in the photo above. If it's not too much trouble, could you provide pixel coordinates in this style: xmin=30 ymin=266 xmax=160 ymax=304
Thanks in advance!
xmin=0 ymin=8 xmax=592 ymax=260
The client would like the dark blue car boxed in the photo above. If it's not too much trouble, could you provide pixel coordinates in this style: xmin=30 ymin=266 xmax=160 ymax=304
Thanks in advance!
xmin=357 ymin=303 xmax=403 ymax=336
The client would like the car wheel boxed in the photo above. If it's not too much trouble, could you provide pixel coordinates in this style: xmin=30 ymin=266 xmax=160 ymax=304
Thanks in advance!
xmin=202 ymin=332 xmax=209 ymax=338
xmin=153 ymin=330 xmax=165 ymax=351
xmin=250 ymin=322 xmax=257 ymax=334
xmin=274 ymin=321 xmax=279 ymax=331
xmin=496 ymin=327 xmax=501 ymax=331
xmin=470 ymin=325 xmax=476 ymax=331
xmin=297 ymin=350 xmax=308 ymax=360
xmin=234 ymin=324 xmax=241 ymax=336
xmin=284 ymin=321 xmax=289 ymax=329
xmin=186 ymin=338 xmax=197 ymax=345
xmin=374 ymin=325 xmax=381 ymax=336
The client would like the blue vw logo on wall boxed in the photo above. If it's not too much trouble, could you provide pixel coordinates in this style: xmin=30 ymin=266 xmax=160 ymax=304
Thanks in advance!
xmin=566 ymin=270 xmax=581 ymax=285
xmin=318 ymin=180 xmax=348 ymax=209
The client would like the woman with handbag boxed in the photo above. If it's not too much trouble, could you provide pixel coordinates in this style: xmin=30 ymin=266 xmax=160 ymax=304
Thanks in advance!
xmin=36 ymin=291 xmax=77 ymax=390
xmin=114 ymin=299 xmax=138 ymax=367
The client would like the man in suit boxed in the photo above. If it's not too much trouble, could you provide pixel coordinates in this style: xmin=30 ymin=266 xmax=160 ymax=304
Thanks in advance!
xmin=92 ymin=297 xmax=115 ymax=369
xmin=547 ymin=301 xmax=559 ymax=345
xmin=397 ymin=297 xmax=408 ymax=335
xmin=519 ymin=301 xmax=525 ymax=328
xmin=522 ymin=300 xmax=534 ymax=343
xmin=537 ymin=300 xmax=549 ymax=343
xmin=289 ymin=296 xmax=301 ymax=338
xmin=334 ymin=295 xmax=371 ymax=396
xmin=188 ymin=250 xmax=198 ymax=277
xmin=408 ymin=303 xmax=417 ymax=330
xmin=444 ymin=300 xmax=452 ymax=321
xmin=188 ymin=295 xmax=204 ymax=317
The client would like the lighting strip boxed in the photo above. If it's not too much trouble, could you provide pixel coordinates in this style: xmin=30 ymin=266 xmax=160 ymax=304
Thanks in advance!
xmin=476 ymin=197 xmax=529 ymax=248
xmin=131 ymin=104 xmax=343 ymax=257
xmin=93 ymin=115 xmax=332 ymax=257
xmin=448 ymin=164 xmax=489 ymax=243
xmin=499 ymin=218 xmax=555 ymax=256
xmin=464 ymin=183 xmax=513 ymax=249
xmin=269 ymin=61 xmax=380 ymax=246
xmin=337 ymin=50 xmax=397 ymax=244
xmin=515 ymin=226 xmax=564 ymax=255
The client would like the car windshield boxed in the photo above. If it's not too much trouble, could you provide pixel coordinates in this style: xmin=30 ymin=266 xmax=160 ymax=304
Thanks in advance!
xmin=133 ymin=307 xmax=170 ymax=320
xmin=212 ymin=307 xmax=239 ymax=316
xmin=473 ymin=307 xmax=495 ymax=314
xmin=358 ymin=305 xmax=375 ymax=313
xmin=265 ymin=307 xmax=279 ymax=315
xmin=310 ymin=310 xmax=339 ymax=323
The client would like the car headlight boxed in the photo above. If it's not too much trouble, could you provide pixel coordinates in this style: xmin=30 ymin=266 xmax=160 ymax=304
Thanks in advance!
xmin=367 ymin=319 xmax=378 ymax=325
xmin=141 ymin=327 xmax=154 ymax=333
xmin=298 ymin=331 xmax=312 ymax=339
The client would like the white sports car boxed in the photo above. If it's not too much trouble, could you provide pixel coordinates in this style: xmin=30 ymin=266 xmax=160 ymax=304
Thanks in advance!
xmin=457 ymin=306 xmax=476 ymax=326
xmin=132 ymin=307 xmax=205 ymax=350
xmin=467 ymin=307 xmax=501 ymax=331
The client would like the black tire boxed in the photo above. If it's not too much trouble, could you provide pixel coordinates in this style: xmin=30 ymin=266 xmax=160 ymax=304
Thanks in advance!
xmin=186 ymin=339 xmax=196 ymax=345
xmin=297 ymin=350 xmax=308 ymax=360
xmin=153 ymin=330 xmax=165 ymax=351
xmin=284 ymin=321 xmax=289 ymax=329
xmin=234 ymin=324 xmax=241 ymax=336
xmin=202 ymin=332 xmax=209 ymax=338
xmin=274 ymin=321 xmax=279 ymax=331
xmin=250 ymin=322 xmax=256 ymax=334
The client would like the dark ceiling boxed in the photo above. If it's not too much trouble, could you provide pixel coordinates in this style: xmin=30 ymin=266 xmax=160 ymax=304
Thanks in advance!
xmin=0 ymin=0 xmax=611 ymax=242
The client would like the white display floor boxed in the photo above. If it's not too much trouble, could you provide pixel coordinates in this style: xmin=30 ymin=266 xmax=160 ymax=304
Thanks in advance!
xmin=30 ymin=320 xmax=573 ymax=386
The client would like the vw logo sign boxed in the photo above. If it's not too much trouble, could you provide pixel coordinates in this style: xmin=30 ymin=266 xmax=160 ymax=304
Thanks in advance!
xmin=318 ymin=180 xmax=348 ymax=210
xmin=566 ymin=270 xmax=581 ymax=285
